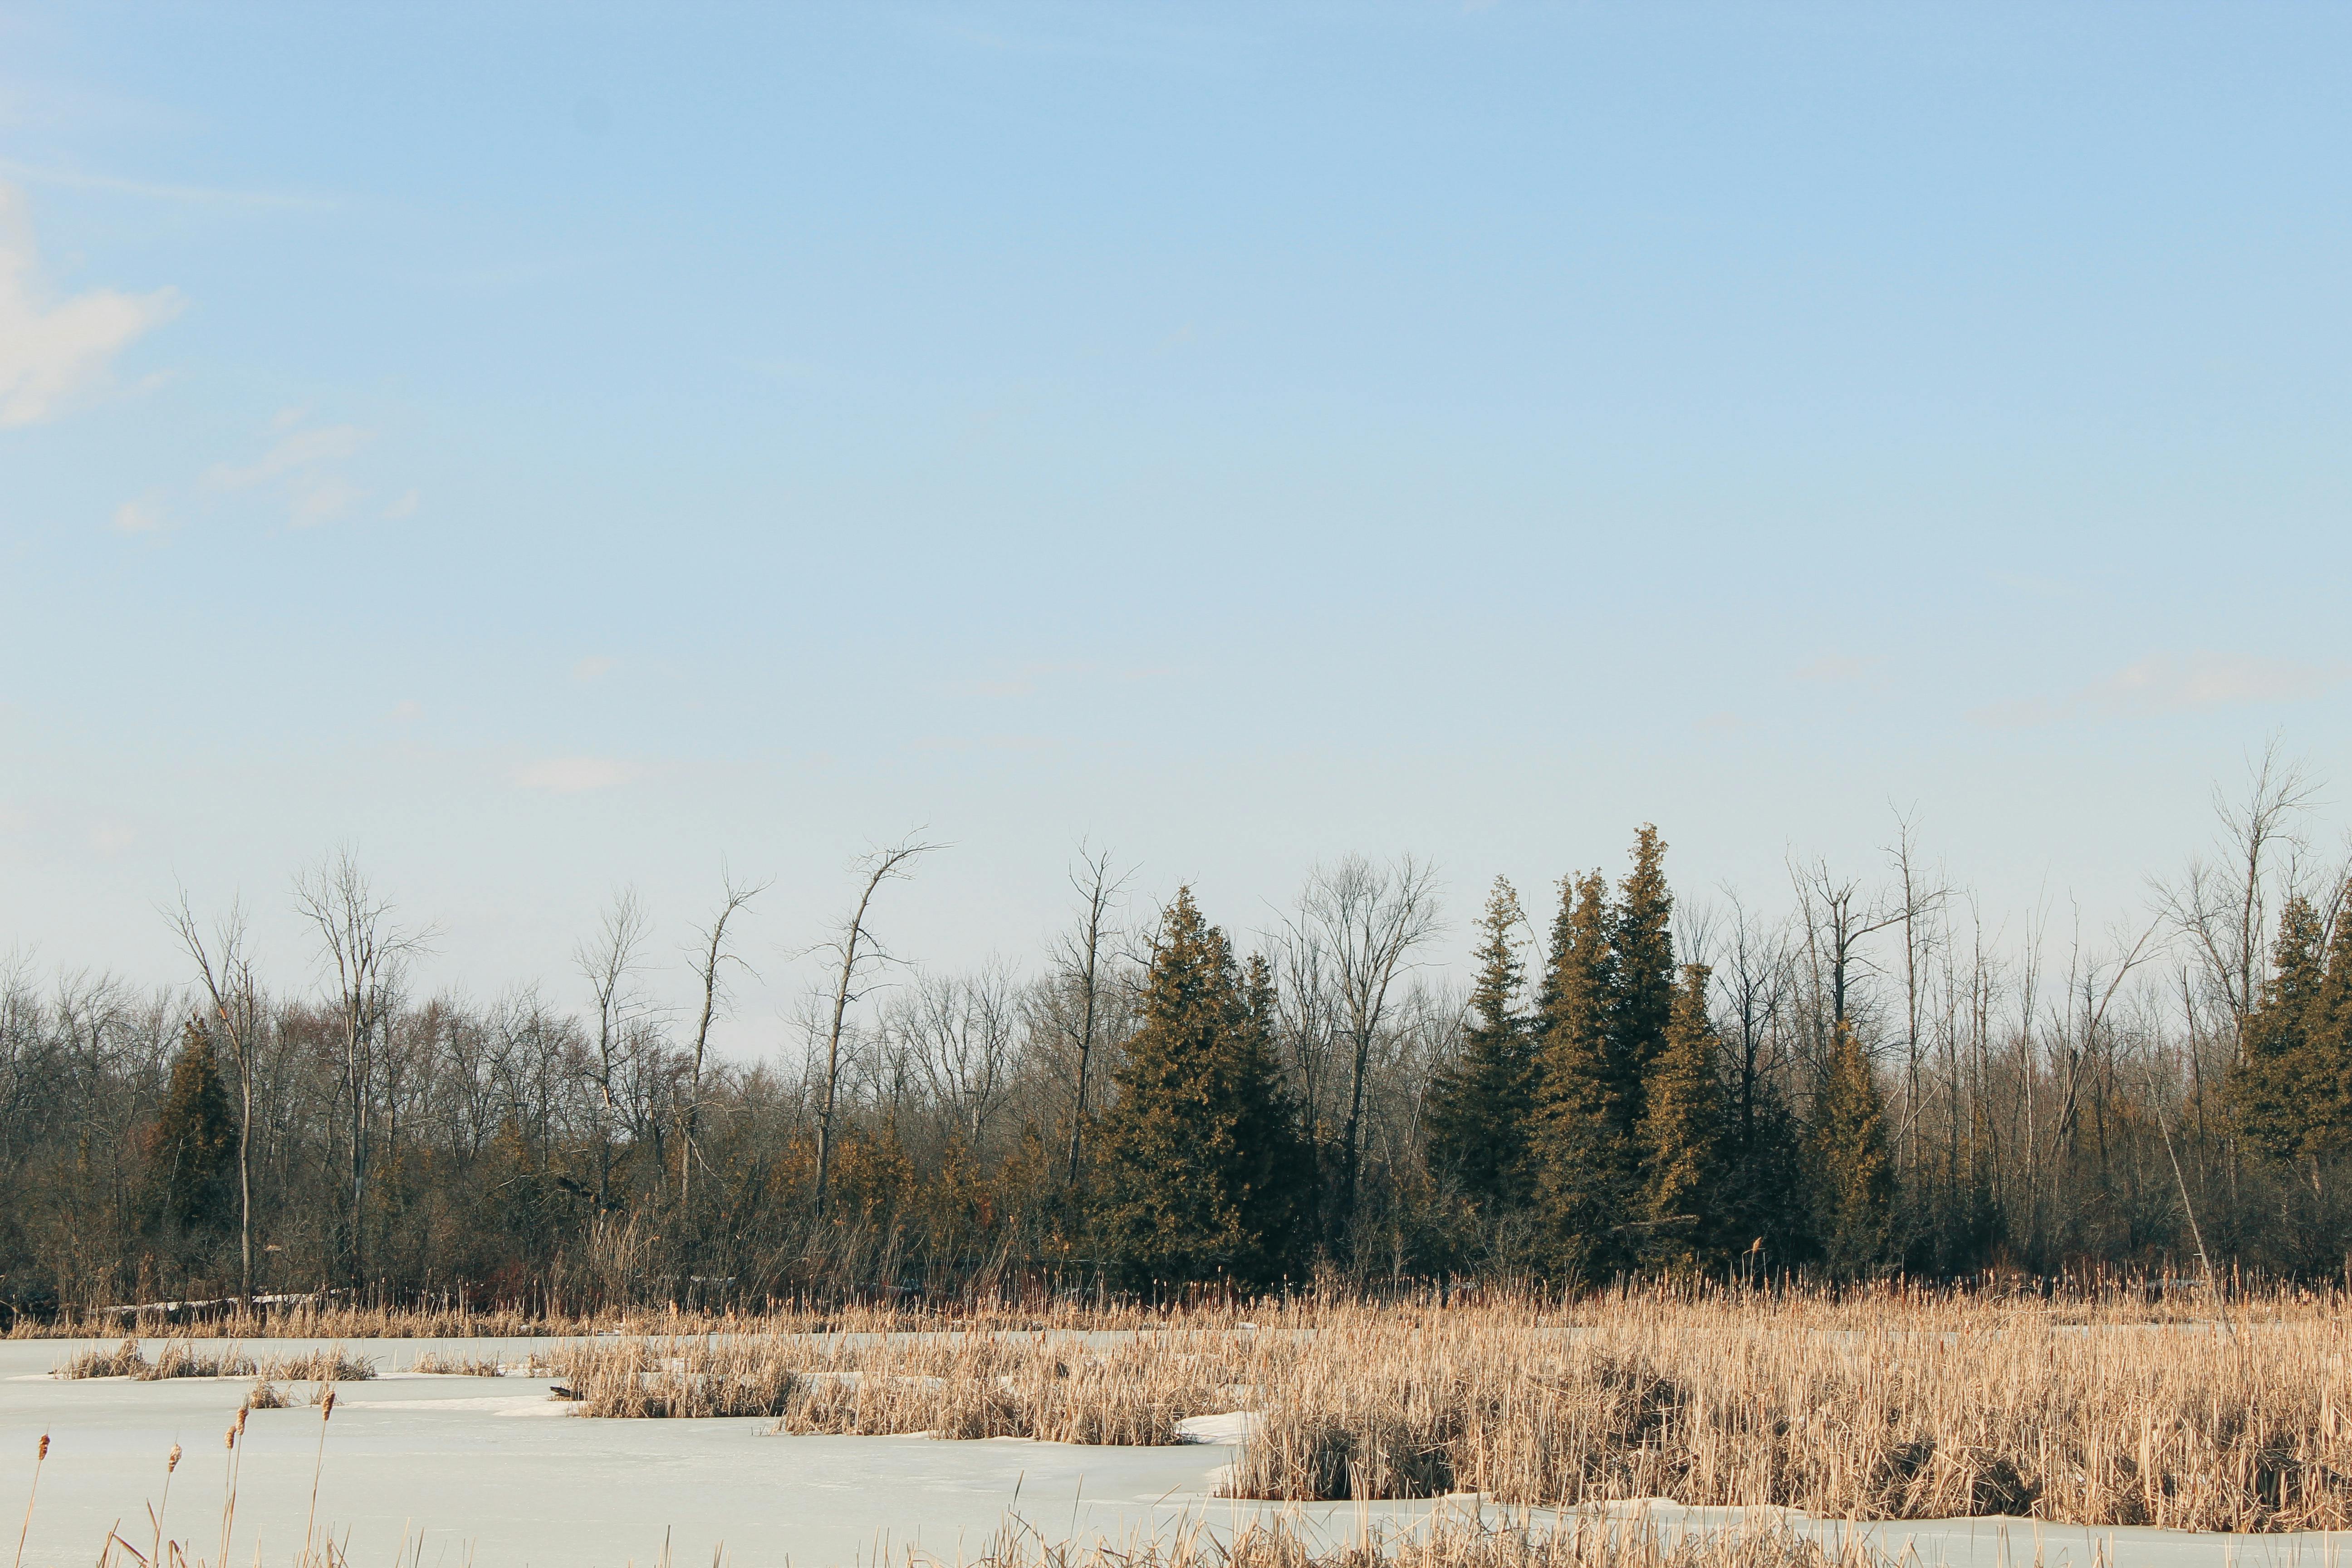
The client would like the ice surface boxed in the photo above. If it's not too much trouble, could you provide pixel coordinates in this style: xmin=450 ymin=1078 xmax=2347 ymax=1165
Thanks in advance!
xmin=0 ymin=1338 xmax=2332 ymax=1568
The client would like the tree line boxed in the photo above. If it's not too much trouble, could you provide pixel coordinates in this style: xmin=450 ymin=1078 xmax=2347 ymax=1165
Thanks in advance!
xmin=3 ymin=760 xmax=2349 ymax=1316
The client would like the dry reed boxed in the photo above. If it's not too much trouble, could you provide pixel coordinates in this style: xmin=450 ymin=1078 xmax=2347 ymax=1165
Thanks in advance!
xmin=1228 ymin=1293 xmax=2352 ymax=1532
xmin=53 ymin=1339 xmax=374 ymax=1384
xmin=969 ymin=1514 xmax=1885 ymax=1568
xmin=408 ymin=1350 xmax=509 ymax=1376
xmin=54 ymin=1340 xmax=259 ymax=1381
xmin=547 ymin=1288 xmax=2352 ymax=1532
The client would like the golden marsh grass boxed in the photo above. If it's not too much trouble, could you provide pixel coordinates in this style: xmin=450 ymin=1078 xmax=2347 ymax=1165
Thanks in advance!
xmin=541 ymin=1287 xmax=2352 ymax=1531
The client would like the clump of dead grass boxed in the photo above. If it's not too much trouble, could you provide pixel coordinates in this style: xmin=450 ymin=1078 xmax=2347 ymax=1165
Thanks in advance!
xmin=410 ymin=1350 xmax=508 ymax=1376
xmin=254 ymin=1347 xmax=377 ymax=1383
xmin=1229 ymin=1291 xmax=2352 ymax=1532
xmin=970 ymin=1514 xmax=1886 ymax=1568
xmin=54 ymin=1338 xmax=259 ymax=1380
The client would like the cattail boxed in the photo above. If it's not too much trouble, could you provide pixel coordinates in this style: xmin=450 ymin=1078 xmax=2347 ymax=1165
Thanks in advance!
xmin=321 ymin=1387 xmax=336 ymax=1418
xmin=167 ymin=1443 xmax=181 ymax=1474
xmin=14 ymin=1431 xmax=49 ymax=1568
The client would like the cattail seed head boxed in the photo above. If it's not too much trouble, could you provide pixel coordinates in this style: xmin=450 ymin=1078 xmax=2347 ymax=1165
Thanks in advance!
xmin=36 ymin=1433 xmax=48 ymax=1460
xmin=225 ymin=1426 xmax=236 ymax=1450
xmin=167 ymin=1442 xmax=182 ymax=1473
xmin=322 ymin=1387 xmax=336 ymax=1418
xmin=236 ymin=1405 xmax=249 ymax=1434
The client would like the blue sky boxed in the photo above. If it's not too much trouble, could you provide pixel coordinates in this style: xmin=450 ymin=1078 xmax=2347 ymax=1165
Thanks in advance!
xmin=3 ymin=3 xmax=2348 ymax=1033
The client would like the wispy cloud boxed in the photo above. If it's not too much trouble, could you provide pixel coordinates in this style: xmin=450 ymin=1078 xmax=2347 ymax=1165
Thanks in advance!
xmin=382 ymin=490 xmax=419 ymax=520
xmin=208 ymin=424 xmax=368 ymax=489
xmin=0 ymin=183 xmax=181 ymax=426
xmin=204 ymin=418 xmax=375 ymax=525
xmin=112 ymin=496 xmax=165 ymax=534
xmin=514 ymin=756 xmax=636 ymax=794
xmin=1972 ymin=652 xmax=2352 ymax=728
xmin=572 ymin=656 xmax=617 ymax=682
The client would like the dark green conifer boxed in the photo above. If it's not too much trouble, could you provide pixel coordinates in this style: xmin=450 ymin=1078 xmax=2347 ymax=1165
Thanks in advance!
xmin=147 ymin=1019 xmax=238 ymax=1235
xmin=1426 ymin=877 xmax=1537 ymax=1210
xmin=1532 ymin=870 xmax=1632 ymax=1274
xmin=1637 ymin=963 xmax=1729 ymax=1265
xmin=2231 ymin=892 xmax=2352 ymax=1182
xmin=1611 ymin=825 xmax=1676 ymax=1104
xmin=1093 ymin=888 xmax=1309 ymax=1289
xmin=1808 ymin=1019 xmax=1891 ymax=1278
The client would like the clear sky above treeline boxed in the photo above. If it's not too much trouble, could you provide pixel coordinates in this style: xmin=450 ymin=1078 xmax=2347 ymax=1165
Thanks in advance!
xmin=3 ymin=3 xmax=2347 ymax=1042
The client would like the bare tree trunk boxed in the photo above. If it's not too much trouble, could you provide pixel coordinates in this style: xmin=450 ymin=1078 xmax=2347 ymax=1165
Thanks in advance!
xmin=812 ymin=838 xmax=937 ymax=1221
xmin=1056 ymin=844 xmax=1127 ymax=1186
xmin=682 ymin=874 xmax=765 ymax=1222
xmin=577 ymin=889 xmax=653 ymax=1217
xmin=294 ymin=851 xmax=428 ymax=1288
xmin=1287 ymin=854 xmax=1441 ymax=1240
xmin=167 ymin=893 xmax=260 ymax=1298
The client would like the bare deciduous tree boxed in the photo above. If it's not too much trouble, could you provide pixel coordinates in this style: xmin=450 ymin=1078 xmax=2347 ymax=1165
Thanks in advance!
xmin=1047 ymin=843 xmax=1129 ymax=1184
xmin=810 ymin=837 xmax=938 ymax=1221
xmin=577 ymin=887 xmax=656 ymax=1213
xmin=1286 ymin=854 xmax=1442 ymax=1231
xmin=293 ymin=851 xmax=429 ymax=1284
xmin=165 ymin=892 xmax=262 ymax=1297
xmin=681 ymin=872 xmax=766 ymax=1218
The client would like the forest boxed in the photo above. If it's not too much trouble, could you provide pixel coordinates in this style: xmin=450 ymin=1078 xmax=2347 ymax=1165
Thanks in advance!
xmin=2 ymin=756 xmax=2347 ymax=1319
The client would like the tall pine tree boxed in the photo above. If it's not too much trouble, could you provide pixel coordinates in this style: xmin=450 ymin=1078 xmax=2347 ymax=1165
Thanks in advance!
xmin=1808 ymin=1019 xmax=1891 ymax=1278
xmin=1532 ymin=869 xmax=1633 ymax=1274
xmin=2230 ymin=892 xmax=2352 ymax=1188
xmin=147 ymin=1018 xmax=238 ymax=1236
xmin=1636 ymin=963 xmax=1729 ymax=1267
xmin=1427 ymin=877 xmax=1537 ymax=1211
xmin=1093 ymin=889 xmax=1310 ymax=1289
xmin=1611 ymin=825 xmax=1676 ymax=1108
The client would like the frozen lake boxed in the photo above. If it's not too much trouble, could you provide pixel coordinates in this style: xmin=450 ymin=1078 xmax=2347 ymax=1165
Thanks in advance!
xmin=0 ymin=1338 xmax=2335 ymax=1568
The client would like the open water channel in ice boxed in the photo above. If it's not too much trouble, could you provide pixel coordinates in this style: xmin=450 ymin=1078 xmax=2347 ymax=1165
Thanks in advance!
xmin=0 ymin=1337 xmax=2339 ymax=1568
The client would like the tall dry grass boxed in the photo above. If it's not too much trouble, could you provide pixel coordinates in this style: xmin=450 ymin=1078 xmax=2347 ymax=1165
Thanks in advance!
xmin=1231 ymin=1292 xmax=2352 ymax=1532
xmin=544 ymin=1288 xmax=2352 ymax=1532
xmin=973 ymin=1515 xmax=1885 ymax=1568
xmin=550 ymin=1327 xmax=1248 ymax=1436
xmin=52 ymin=1339 xmax=377 ymax=1383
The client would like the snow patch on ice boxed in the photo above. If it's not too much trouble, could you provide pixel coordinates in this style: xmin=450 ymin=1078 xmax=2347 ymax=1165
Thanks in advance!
xmin=1175 ymin=1411 xmax=1258 ymax=1445
xmin=343 ymin=1394 xmax=577 ymax=1417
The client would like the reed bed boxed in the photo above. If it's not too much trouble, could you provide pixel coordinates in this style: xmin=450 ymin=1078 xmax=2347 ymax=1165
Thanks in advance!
xmin=549 ymin=1327 xmax=1252 ymax=1435
xmin=409 ymin=1349 xmax=510 ymax=1376
xmin=51 ymin=1338 xmax=376 ymax=1383
xmin=544 ymin=1289 xmax=2352 ymax=1532
xmin=55 ymin=1340 xmax=258 ymax=1380
xmin=974 ymin=1517 xmax=1886 ymax=1568
xmin=1230 ymin=1295 xmax=2352 ymax=1532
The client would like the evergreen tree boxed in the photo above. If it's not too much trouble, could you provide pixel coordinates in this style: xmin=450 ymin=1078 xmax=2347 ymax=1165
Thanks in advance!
xmin=2231 ymin=892 xmax=2352 ymax=1185
xmin=1636 ymin=963 xmax=1729 ymax=1266
xmin=147 ymin=1019 xmax=237 ymax=1236
xmin=1808 ymin=1019 xmax=1891 ymax=1278
xmin=1610 ymin=825 xmax=1676 ymax=1108
xmin=1426 ymin=877 xmax=1537 ymax=1210
xmin=2311 ymin=889 xmax=2352 ymax=1163
xmin=1531 ymin=870 xmax=1633 ymax=1274
xmin=1093 ymin=888 xmax=1310 ymax=1289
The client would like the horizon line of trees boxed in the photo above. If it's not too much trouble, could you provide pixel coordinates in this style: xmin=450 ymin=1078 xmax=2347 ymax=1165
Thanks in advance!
xmin=4 ymin=757 xmax=2350 ymax=1316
